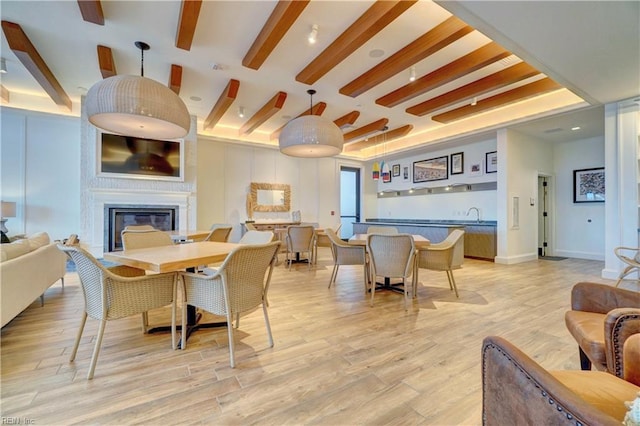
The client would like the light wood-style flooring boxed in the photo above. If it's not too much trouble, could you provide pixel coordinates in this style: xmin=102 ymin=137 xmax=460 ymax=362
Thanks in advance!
xmin=1 ymin=249 xmax=624 ymax=425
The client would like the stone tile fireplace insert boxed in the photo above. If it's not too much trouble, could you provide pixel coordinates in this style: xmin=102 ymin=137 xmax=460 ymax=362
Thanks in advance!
xmin=104 ymin=204 xmax=178 ymax=251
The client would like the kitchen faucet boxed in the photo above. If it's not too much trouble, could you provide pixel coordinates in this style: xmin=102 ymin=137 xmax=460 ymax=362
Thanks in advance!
xmin=467 ymin=207 xmax=480 ymax=223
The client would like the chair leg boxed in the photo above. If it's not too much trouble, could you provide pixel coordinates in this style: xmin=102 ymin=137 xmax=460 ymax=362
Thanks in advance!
xmin=181 ymin=282 xmax=187 ymax=350
xmin=403 ymin=280 xmax=408 ymax=311
xmin=615 ymin=266 xmax=638 ymax=287
xmin=447 ymin=270 xmax=459 ymax=298
xmin=328 ymin=264 xmax=338 ymax=288
xmin=40 ymin=294 xmax=44 ymax=307
xmin=171 ymin=283 xmax=177 ymax=351
xmin=61 ymin=276 xmax=65 ymax=289
xmin=70 ymin=312 xmax=88 ymax=362
xmin=262 ymin=303 xmax=274 ymax=348
xmin=579 ymin=347 xmax=592 ymax=371
xmin=235 ymin=312 xmax=240 ymax=328
xmin=141 ymin=311 xmax=149 ymax=333
xmin=370 ymin=271 xmax=376 ymax=307
xmin=87 ymin=319 xmax=107 ymax=380
xmin=363 ymin=263 xmax=369 ymax=294
xmin=226 ymin=311 xmax=236 ymax=368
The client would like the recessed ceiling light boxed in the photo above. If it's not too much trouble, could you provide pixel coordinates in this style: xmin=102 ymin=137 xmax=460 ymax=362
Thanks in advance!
xmin=571 ymin=126 xmax=581 ymax=131
xmin=190 ymin=96 xmax=202 ymax=102
xmin=211 ymin=63 xmax=225 ymax=71
xmin=369 ymin=49 xmax=384 ymax=58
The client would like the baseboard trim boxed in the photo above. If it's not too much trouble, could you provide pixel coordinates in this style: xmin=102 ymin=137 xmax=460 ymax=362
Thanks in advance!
xmin=554 ymin=250 xmax=604 ymax=261
xmin=494 ymin=253 xmax=538 ymax=265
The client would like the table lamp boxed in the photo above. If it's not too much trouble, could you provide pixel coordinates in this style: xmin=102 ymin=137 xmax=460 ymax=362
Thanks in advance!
xmin=0 ymin=201 xmax=16 ymax=233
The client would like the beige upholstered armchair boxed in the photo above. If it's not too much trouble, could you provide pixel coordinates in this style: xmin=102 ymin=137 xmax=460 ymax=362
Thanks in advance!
xmin=59 ymin=244 xmax=178 ymax=379
xmin=482 ymin=335 xmax=640 ymax=425
xmin=239 ymin=230 xmax=275 ymax=244
xmin=285 ymin=225 xmax=315 ymax=270
xmin=366 ymin=234 xmax=415 ymax=310
xmin=205 ymin=224 xmax=233 ymax=242
xmin=564 ymin=282 xmax=640 ymax=377
xmin=416 ymin=229 xmax=465 ymax=298
xmin=325 ymin=228 xmax=368 ymax=292
xmin=178 ymin=241 xmax=280 ymax=368
xmin=121 ymin=228 xmax=174 ymax=250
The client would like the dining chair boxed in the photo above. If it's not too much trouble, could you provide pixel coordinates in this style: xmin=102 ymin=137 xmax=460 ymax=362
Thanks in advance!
xmin=326 ymin=228 xmax=368 ymax=292
xmin=122 ymin=225 xmax=155 ymax=231
xmin=245 ymin=223 xmax=257 ymax=231
xmin=58 ymin=244 xmax=178 ymax=379
xmin=206 ymin=224 xmax=233 ymax=242
xmin=285 ymin=225 xmax=315 ymax=270
xmin=178 ymin=241 xmax=281 ymax=368
xmin=367 ymin=226 xmax=398 ymax=234
xmin=239 ymin=230 xmax=275 ymax=244
xmin=614 ymin=246 xmax=640 ymax=287
xmin=366 ymin=234 xmax=416 ymax=310
xmin=416 ymin=229 xmax=465 ymax=298
xmin=314 ymin=224 xmax=342 ymax=263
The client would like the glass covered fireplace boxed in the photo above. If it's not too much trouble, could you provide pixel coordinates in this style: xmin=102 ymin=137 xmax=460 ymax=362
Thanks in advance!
xmin=104 ymin=204 xmax=178 ymax=251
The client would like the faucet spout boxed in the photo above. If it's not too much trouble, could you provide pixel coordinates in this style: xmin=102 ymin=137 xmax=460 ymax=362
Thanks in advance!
xmin=467 ymin=207 xmax=480 ymax=223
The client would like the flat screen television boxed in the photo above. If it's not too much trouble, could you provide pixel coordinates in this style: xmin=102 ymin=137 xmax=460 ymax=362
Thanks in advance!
xmin=97 ymin=132 xmax=184 ymax=181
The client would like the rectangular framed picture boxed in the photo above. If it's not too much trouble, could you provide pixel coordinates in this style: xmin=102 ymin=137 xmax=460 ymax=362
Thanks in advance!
xmin=450 ymin=152 xmax=464 ymax=175
xmin=413 ymin=156 xmax=448 ymax=183
xmin=392 ymin=164 xmax=401 ymax=177
xmin=469 ymin=161 xmax=482 ymax=176
xmin=485 ymin=151 xmax=497 ymax=173
xmin=573 ymin=167 xmax=605 ymax=203
xmin=403 ymin=166 xmax=409 ymax=180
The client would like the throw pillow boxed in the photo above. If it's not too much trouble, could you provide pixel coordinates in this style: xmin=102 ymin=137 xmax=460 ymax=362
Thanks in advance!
xmin=0 ymin=239 xmax=32 ymax=261
xmin=27 ymin=232 xmax=50 ymax=250
xmin=0 ymin=231 xmax=9 ymax=244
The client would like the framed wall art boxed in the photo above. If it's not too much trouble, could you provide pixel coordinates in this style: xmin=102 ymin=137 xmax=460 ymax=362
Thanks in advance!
xmin=573 ymin=167 xmax=605 ymax=203
xmin=403 ymin=166 xmax=409 ymax=180
xmin=469 ymin=161 xmax=482 ymax=176
xmin=413 ymin=156 xmax=448 ymax=183
xmin=450 ymin=152 xmax=464 ymax=175
xmin=485 ymin=151 xmax=497 ymax=173
xmin=392 ymin=164 xmax=401 ymax=177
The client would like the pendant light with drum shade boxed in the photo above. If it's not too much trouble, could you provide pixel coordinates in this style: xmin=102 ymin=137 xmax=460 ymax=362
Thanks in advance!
xmin=85 ymin=41 xmax=190 ymax=140
xmin=279 ymin=89 xmax=343 ymax=158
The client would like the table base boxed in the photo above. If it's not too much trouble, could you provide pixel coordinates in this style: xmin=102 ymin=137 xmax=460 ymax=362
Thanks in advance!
xmin=147 ymin=306 xmax=227 ymax=349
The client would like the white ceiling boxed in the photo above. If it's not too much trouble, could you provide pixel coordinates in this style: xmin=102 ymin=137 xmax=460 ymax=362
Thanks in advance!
xmin=1 ymin=1 xmax=637 ymax=158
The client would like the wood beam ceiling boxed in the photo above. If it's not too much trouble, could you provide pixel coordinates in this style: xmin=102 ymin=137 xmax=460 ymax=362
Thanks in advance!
xmin=343 ymin=118 xmax=389 ymax=143
xmin=175 ymin=0 xmax=202 ymax=51
xmin=270 ymin=102 xmax=327 ymax=140
xmin=432 ymin=78 xmax=563 ymax=124
xmin=344 ymin=125 xmax=413 ymax=152
xmin=296 ymin=0 xmax=417 ymax=85
xmin=77 ymin=0 xmax=104 ymax=25
xmin=334 ymin=111 xmax=361 ymax=129
xmin=97 ymin=45 xmax=116 ymax=78
xmin=239 ymin=91 xmax=287 ymax=135
xmin=243 ymin=0 xmax=310 ymax=70
xmin=406 ymin=62 xmax=540 ymax=117
xmin=1 ymin=21 xmax=72 ymax=111
xmin=203 ymin=79 xmax=240 ymax=130
xmin=376 ymin=42 xmax=511 ymax=108
xmin=169 ymin=64 xmax=182 ymax=95
xmin=340 ymin=16 xmax=473 ymax=98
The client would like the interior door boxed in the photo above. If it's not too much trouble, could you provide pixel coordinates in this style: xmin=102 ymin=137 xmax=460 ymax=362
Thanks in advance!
xmin=340 ymin=167 xmax=360 ymax=239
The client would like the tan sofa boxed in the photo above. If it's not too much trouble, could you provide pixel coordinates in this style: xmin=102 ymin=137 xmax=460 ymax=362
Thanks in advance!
xmin=0 ymin=232 xmax=67 ymax=327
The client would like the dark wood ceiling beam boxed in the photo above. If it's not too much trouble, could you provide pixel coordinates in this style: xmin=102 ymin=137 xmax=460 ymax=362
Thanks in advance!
xmin=175 ymin=0 xmax=202 ymax=51
xmin=340 ymin=16 xmax=472 ymax=98
xmin=243 ymin=0 xmax=310 ymax=70
xmin=239 ymin=91 xmax=287 ymax=135
xmin=169 ymin=64 xmax=182 ymax=95
xmin=1 ymin=21 xmax=72 ymax=111
xmin=406 ymin=62 xmax=540 ymax=117
xmin=344 ymin=125 xmax=413 ymax=152
xmin=1 ymin=84 xmax=9 ymax=103
xmin=334 ymin=110 xmax=361 ymax=129
xmin=203 ymin=79 xmax=240 ymax=130
xmin=432 ymin=78 xmax=563 ymax=124
xmin=97 ymin=45 xmax=116 ymax=78
xmin=343 ymin=118 xmax=389 ymax=142
xmin=296 ymin=0 xmax=417 ymax=85
xmin=377 ymin=41 xmax=511 ymax=108
xmin=270 ymin=102 xmax=327 ymax=140
xmin=77 ymin=0 xmax=104 ymax=25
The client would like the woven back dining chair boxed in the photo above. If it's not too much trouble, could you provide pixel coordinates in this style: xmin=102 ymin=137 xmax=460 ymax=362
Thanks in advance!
xmin=121 ymin=229 xmax=174 ymax=250
xmin=58 ymin=244 xmax=177 ymax=379
xmin=285 ymin=225 xmax=315 ymax=270
xmin=206 ymin=224 xmax=233 ymax=243
xmin=178 ymin=241 xmax=281 ymax=368
xmin=239 ymin=230 xmax=275 ymax=244
xmin=416 ymin=229 xmax=465 ymax=298
xmin=366 ymin=234 xmax=416 ymax=310
xmin=325 ymin=228 xmax=368 ymax=292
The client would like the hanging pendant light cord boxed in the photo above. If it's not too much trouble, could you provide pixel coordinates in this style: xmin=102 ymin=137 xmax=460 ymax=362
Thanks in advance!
xmin=140 ymin=47 xmax=144 ymax=77
xmin=307 ymin=89 xmax=316 ymax=114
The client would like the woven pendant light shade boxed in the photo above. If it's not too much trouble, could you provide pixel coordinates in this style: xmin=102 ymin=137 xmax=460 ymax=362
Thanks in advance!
xmin=86 ymin=74 xmax=190 ymax=139
xmin=279 ymin=115 xmax=343 ymax=157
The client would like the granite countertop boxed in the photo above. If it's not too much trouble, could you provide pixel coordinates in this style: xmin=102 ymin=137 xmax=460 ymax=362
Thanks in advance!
xmin=361 ymin=219 xmax=497 ymax=227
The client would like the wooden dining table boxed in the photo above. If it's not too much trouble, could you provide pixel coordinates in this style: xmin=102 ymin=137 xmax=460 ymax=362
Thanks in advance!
xmin=104 ymin=241 xmax=241 ymax=345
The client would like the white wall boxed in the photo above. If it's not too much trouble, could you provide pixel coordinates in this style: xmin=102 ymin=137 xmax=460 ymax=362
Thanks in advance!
xmin=553 ymin=135 xmax=606 ymax=260
xmin=365 ymin=138 xmax=498 ymax=221
xmin=1 ymin=108 xmax=81 ymax=240
xmin=196 ymin=137 xmax=361 ymax=242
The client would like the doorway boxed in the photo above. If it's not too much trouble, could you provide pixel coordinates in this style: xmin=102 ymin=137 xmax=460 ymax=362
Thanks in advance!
xmin=538 ymin=175 xmax=553 ymax=256
xmin=340 ymin=167 xmax=361 ymax=239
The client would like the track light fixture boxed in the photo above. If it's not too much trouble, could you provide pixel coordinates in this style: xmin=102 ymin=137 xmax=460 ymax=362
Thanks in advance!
xmin=409 ymin=66 xmax=416 ymax=82
xmin=308 ymin=24 xmax=318 ymax=44
xmin=238 ymin=106 xmax=245 ymax=118
xmin=0 ymin=58 xmax=7 ymax=74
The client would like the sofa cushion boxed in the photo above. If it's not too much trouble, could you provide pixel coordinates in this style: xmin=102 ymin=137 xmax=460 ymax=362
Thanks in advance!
xmin=27 ymin=232 xmax=50 ymax=250
xmin=565 ymin=310 xmax=607 ymax=367
xmin=551 ymin=370 xmax=640 ymax=421
xmin=0 ymin=239 xmax=32 ymax=261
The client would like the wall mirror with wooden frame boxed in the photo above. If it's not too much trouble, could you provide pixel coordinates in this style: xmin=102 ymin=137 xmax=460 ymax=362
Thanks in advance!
xmin=250 ymin=182 xmax=291 ymax=212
